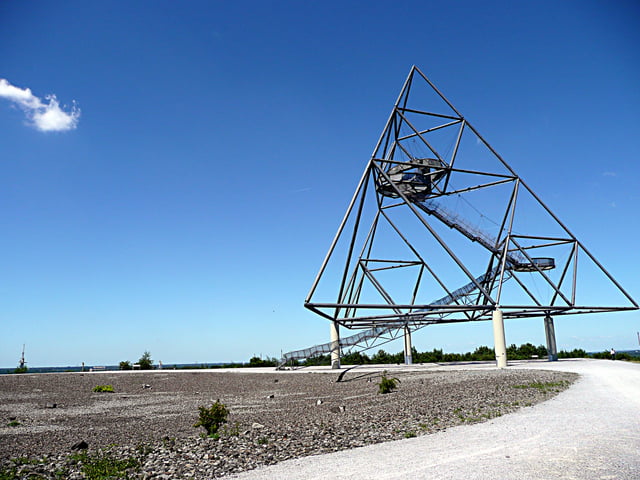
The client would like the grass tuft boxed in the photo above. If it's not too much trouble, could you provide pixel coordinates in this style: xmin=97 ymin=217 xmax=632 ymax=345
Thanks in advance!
xmin=71 ymin=450 xmax=140 ymax=480
xmin=92 ymin=385 xmax=115 ymax=393
xmin=511 ymin=380 xmax=569 ymax=393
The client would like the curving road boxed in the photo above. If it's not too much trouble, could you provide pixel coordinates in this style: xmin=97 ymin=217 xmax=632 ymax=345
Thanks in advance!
xmin=230 ymin=359 xmax=640 ymax=480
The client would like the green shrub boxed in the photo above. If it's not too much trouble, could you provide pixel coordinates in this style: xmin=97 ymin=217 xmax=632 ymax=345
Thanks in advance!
xmin=341 ymin=351 xmax=371 ymax=365
xmin=378 ymin=371 xmax=400 ymax=394
xmin=303 ymin=354 xmax=331 ymax=366
xmin=119 ymin=360 xmax=132 ymax=370
xmin=558 ymin=348 xmax=587 ymax=358
xmin=617 ymin=353 xmax=640 ymax=362
xmin=371 ymin=349 xmax=393 ymax=364
xmin=93 ymin=385 xmax=114 ymax=393
xmin=138 ymin=351 xmax=153 ymax=370
xmin=194 ymin=400 xmax=229 ymax=436
xmin=248 ymin=356 xmax=277 ymax=367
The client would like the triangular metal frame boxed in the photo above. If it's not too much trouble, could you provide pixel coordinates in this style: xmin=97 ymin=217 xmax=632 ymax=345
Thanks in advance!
xmin=305 ymin=66 xmax=638 ymax=330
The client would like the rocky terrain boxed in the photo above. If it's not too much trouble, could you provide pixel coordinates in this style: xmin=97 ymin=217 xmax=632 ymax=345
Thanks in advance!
xmin=0 ymin=366 xmax=576 ymax=479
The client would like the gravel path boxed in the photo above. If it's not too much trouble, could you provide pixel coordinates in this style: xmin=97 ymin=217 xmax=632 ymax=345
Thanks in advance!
xmin=230 ymin=359 xmax=640 ymax=480
xmin=0 ymin=365 xmax=575 ymax=479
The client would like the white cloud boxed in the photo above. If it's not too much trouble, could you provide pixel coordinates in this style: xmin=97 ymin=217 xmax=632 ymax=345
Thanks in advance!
xmin=0 ymin=78 xmax=80 ymax=132
xmin=602 ymin=171 xmax=617 ymax=177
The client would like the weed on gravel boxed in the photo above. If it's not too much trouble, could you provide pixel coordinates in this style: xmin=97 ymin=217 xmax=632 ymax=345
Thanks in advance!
xmin=194 ymin=400 xmax=229 ymax=437
xmin=377 ymin=371 xmax=400 ymax=394
xmin=70 ymin=449 xmax=140 ymax=480
xmin=92 ymin=385 xmax=115 ymax=393
xmin=511 ymin=380 xmax=570 ymax=393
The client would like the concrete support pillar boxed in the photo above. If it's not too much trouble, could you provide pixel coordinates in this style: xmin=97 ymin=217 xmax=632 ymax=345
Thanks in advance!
xmin=492 ymin=308 xmax=507 ymax=368
xmin=330 ymin=321 xmax=340 ymax=369
xmin=403 ymin=326 xmax=413 ymax=365
xmin=544 ymin=315 xmax=558 ymax=361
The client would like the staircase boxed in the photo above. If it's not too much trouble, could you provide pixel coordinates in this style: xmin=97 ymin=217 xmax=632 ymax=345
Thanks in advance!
xmin=278 ymin=267 xmax=507 ymax=368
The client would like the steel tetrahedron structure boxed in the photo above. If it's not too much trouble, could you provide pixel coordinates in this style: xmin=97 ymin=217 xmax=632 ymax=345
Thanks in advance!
xmin=287 ymin=66 xmax=637 ymax=368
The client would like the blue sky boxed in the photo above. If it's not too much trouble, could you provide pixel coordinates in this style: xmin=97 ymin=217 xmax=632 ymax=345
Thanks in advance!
xmin=1 ymin=1 xmax=638 ymax=367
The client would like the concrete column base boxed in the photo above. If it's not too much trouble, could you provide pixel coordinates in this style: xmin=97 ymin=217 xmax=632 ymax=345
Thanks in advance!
xmin=492 ymin=308 xmax=507 ymax=368
xmin=403 ymin=326 xmax=413 ymax=365
xmin=330 ymin=321 xmax=340 ymax=369
xmin=544 ymin=315 xmax=558 ymax=361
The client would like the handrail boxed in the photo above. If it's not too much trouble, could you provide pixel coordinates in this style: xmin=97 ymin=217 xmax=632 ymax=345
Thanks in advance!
xmin=417 ymin=200 xmax=526 ymax=265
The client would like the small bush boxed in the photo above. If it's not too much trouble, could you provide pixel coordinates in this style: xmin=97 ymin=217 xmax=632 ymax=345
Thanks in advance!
xmin=302 ymin=354 xmax=331 ymax=366
xmin=7 ymin=420 xmax=20 ymax=427
xmin=93 ymin=385 xmax=114 ymax=393
xmin=138 ymin=351 xmax=153 ymax=370
xmin=248 ymin=356 xmax=277 ymax=367
xmin=378 ymin=371 xmax=400 ymax=394
xmin=194 ymin=400 xmax=229 ymax=436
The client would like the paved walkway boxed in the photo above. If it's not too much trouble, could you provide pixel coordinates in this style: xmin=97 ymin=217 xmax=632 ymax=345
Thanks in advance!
xmin=230 ymin=359 xmax=640 ymax=480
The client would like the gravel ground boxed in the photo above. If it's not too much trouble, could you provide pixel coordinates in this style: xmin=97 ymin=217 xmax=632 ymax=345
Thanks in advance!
xmin=227 ymin=360 xmax=640 ymax=480
xmin=0 ymin=367 xmax=576 ymax=479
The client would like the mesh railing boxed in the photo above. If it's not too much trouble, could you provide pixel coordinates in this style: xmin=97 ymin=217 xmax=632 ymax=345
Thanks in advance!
xmin=420 ymin=266 xmax=501 ymax=311
xmin=419 ymin=200 xmax=526 ymax=265
xmin=281 ymin=326 xmax=394 ymax=364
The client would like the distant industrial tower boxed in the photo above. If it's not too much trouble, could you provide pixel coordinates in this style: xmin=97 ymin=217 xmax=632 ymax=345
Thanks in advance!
xmin=283 ymin=66 xmax=637 ymax=369
xmin=18 ymin=344 xmax=26 ymax=370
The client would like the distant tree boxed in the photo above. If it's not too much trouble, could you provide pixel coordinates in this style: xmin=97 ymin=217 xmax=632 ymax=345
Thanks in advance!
xmin=614 ymin=352 xmax=639 ymax=362
xmin=303 ymin=354 xmax=331 ymax=366
xmin=248 ymin=356 xmax=262 ymax=366
xmin=341 ymin=351 xmax=371 ymax=365
xmin=119 ymin=360 xmax=132 ymax=370
xmin=507 ymin=343 xmax=519 ymax=358
xmin=558 ymin=348 xmax=587 ymax=359
xmin=535 ymin=344 xmax=548 ymax=358
xmin=371 ymin=349 xmax=392 ymax=364
xmin=411 ymin=346 xmax=419 ymax=361
xmin=391 ymin=351 xmax=405 ymax=364
xmin=138 ymin=351 xmax=153 ymax=370
xmin=443 ymin=352 xmax=464 ymax=362
xmin=472 ymin=345 xmax=495 ymax=361
xmin=248 ymin=356 xmax=277 ymax=367
xmin=416 ymin=348 xmax=444 ymax=363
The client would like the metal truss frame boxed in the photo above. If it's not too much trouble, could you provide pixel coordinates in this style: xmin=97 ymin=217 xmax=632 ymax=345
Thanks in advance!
xmin=304 ymin=66 xmax=638 ymax=331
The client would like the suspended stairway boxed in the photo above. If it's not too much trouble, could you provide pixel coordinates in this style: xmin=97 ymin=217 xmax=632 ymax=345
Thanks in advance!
xmin=278 ymin=265 xmax=506 ymax=368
